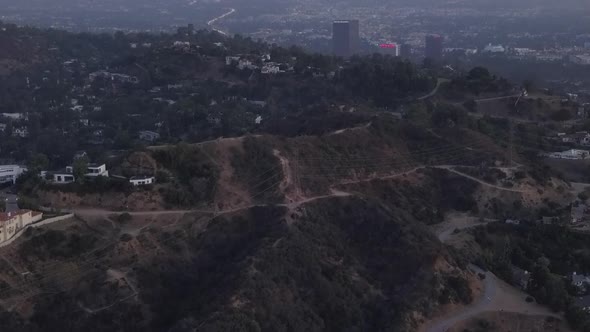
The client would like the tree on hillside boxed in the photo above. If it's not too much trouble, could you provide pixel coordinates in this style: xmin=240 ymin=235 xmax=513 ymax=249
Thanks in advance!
xmin=27 ymin=153 xmax=49 ymax=173
xmin=463 ymin=99 xmax=477 ymax=112
xmin=468 ymin=67 xmax=492 ymax=81
xmin=73 ymin=157 xmax=89 ymax=184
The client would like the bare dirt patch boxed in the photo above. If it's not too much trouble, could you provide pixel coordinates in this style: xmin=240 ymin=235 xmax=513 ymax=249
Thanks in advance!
xmin=448 ymin=311 xmax=573 ymax=332
xmin=201 ymin=139 xmax=253 ymax=211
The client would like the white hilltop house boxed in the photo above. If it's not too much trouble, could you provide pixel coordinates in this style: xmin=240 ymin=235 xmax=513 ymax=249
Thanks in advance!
xmin=129 ymin=175 xmax=155 ymax=186
xmin=546 ymin=149 xmax=590 ymax=160
xmin=52 ymin=163 xmax=109 ymax=184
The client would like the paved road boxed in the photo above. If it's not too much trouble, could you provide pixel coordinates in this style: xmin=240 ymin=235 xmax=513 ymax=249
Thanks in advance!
xmin=0 ymin=192 xmax=18 ymax=212
xmin=207 ymin=8 xmax=236 ymax=35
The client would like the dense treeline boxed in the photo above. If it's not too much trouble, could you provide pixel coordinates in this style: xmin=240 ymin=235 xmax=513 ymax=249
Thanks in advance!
xmin=336 ymin=54 xmax=435 ymax=106
xmin=0 ymin=23 xmax=438 ymax=163
xmin=152 ymin=144 xmax=218 ymax=207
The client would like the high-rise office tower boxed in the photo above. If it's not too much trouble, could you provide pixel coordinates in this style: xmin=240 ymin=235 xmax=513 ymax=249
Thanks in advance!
xmin=332 ymin=20 xmax=360 ymax=57
xmin=400 ymin=43 xmax=412 ymax=58
xmin=425 ymin=34 xmax=444 ymax=60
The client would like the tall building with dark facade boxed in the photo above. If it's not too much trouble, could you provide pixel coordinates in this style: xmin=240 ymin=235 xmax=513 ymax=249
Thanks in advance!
xmin=425 ymin=34 xmax=444 ymax=60
xmin=400 ymin=43 xmax=412 ymax=58
xmin=332 ymin=20 xmax=360 ymax=57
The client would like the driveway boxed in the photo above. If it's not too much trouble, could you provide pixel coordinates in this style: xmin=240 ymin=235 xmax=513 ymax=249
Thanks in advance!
xmin=424 ymin=266 xmax=558 ymax=332
xmin=0 ymin=191 xmax=18 ymax=212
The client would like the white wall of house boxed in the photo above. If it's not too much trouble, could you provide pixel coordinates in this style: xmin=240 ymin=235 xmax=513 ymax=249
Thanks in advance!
xmin=53 ymin=173 xmax=75 ymax=184
xmin=86 ymin=164 xmax=108 ymax=177
xmin=130 ymin=177 xmax=155 ymax=186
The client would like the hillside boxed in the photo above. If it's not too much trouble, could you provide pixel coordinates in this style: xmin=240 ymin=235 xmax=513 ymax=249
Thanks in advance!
xmin=0 ymin=196 xmax=475 ymax=332
xmin=3 ymin=115 xmax=578 ymax=331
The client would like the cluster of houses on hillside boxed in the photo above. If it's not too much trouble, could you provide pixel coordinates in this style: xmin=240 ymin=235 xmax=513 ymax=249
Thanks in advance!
xmin=508 ymin=267 xmax=590 ymax=311
xmin=0 ymin=159 xmax=155 ymax=187
xmin=543 ymin=149 xmax=590 ymax=160
xmin=552 ymin=131 xmax=590 ymax=146
xmin=89 ymin=71 xmax=139 ymax=84
xmin=225 ymin=54 xmax=294 ymax=75
xmin=46 ymin=161 xmax=155 ymax=187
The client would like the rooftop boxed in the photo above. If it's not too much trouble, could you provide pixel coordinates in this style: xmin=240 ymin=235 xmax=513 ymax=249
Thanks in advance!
xmin=130 ymin=175 xmax=154 ymax=180
xmin=87 ymin=163 xmax=106 ymax=168
xmin=0 ymin=209 xmax=40 ymax=223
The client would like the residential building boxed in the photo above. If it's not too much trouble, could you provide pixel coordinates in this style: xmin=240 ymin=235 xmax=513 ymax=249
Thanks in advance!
xmin=425 ymin=34 xmax=444 ymax=60
xmin=52 ymin=163 xmax=108 ymax=183
xmin=572 ymin=272 xmax=590 ymax=288
xmin=554 ymin=132 xmax=590 ymax=145
xmin=512 ymin=266 xmax=530 ymax=290
xmin=130 ymin=175 xmax=155 ymax=186
xmin=261 ymin=63 xmax=281 ymax=74
xmin=0 ymin=113 xmax=26 ymax=120
xmin=12 ymin=127 xmax=28 ymax=138
xmin=248 ymin=100 xmax=267 ymax=108
xmin=74 ymin=151 xmax=88 ymax=160
xmin=0 ymin=165 xmax=27 ymax=184
xmin=505 ymin=219 xmax=521 ymax=225
xmin=570 ymin=55 xmax=590 ymax=66
xmin=0 ymin=123 xmax=6 ymax=132
xmin=53 ymin=169 xmax=75 ymax=184
xmin=546 ymin=149 xmax=590 ymax=160
xmin=571 ymin=203 xmax=587 ymax=223
xmin=225 ymin=56 xmax=240 ymax=65
xmin=86 ymin=163 xmax=109 ymax=177
xmin=0 ymin=210 xmax=43 ymax=243
xmin=332 ymin=20 xmax=360 ymax=57
xmin=139 ymin=130 xmax=160 ymax=143
xmin=483 ymin=44 xmax=506 ymax=53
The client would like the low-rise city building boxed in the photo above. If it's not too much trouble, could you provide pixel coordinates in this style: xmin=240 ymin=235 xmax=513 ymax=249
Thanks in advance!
xmin=0 ymin=165 xmax=27 ymax=184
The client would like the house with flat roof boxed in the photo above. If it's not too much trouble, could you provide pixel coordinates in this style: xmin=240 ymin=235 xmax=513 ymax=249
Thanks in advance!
xmin=53 ymin=168 xmax=75 ymax=184
xmin=51 ymin=163 xmax=108 ymax=184
xmin=139 ymin=130 xmax=160 ymax=143
xmin=86 ymin=163 xmax=108 ymax=177
xmin=130 ymin=175 xmax=155 ymax=186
